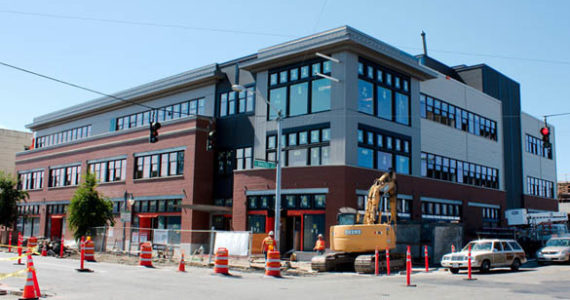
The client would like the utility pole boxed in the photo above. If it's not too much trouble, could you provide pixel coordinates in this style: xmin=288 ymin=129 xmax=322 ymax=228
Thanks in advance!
xmin=274 ymin=110 xmax=283 ymax=250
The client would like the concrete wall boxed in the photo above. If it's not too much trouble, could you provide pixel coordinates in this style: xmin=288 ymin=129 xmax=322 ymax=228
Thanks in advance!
xmin=420 ymin=74 xmax=504 ymax=189
xmin=521 ymin=112 xmax=557 ymax=197
xmin=0 ymin=129 xmax=32 ymax=175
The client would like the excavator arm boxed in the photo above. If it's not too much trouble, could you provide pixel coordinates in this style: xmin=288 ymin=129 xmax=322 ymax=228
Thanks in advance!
xmin=362 ymin=171 xmax=397 ymax=226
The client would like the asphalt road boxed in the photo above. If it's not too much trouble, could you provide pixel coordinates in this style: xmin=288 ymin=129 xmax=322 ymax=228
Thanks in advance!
xmin=1 ymin=252 xmax=569 ymax=300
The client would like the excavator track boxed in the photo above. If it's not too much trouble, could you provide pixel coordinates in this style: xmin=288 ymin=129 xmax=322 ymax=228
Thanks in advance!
xmin=311 ymin=252 xmax=356 ymax=272
xmin=354 ymin=252 xmax=406 ymax=274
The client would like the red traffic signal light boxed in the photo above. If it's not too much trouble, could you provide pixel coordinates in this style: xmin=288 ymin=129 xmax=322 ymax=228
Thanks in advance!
xmin=540 ymin=127 xmax=550 ymax=137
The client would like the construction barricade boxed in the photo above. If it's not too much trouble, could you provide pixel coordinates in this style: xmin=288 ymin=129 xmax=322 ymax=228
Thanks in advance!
xmin=84 ymin=237 xmax=96 ymax=262
xmin=265 ymin=250 xmax=281 ymax=277
xmin=214 ymin=248 xmax=229 ymax=275
xmin=139 ymin=242 xmax=153 ymax=267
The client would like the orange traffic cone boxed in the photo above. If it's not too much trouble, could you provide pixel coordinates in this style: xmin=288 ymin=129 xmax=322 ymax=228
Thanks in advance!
xmin=20 ymin=267 xmax=38 ymax=300
xmin=41 ymin=245 xmax=47 ymax=257
xmin=178 ymin=253 xmax=186 ymax=272
xmin=26 ymin=253 xmax=41 ymax=298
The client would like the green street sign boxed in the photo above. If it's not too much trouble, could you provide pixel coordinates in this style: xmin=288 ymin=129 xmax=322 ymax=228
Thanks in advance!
xmin=254 ymin=159 xmax=276 ymax=169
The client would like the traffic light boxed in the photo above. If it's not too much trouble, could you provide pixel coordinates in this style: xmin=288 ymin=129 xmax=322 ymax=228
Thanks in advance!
xmin=206 ymin=128 xmax=216 ymax=151
xmin=540 ymin=126 xmax=551 ymax=149
xmin=149 ymin=122 xmax=161 ymax=143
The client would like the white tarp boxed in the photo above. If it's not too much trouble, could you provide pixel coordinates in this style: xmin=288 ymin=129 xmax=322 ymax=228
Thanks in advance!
xmin=153 ymin=229 xmax=169 ymax=245
xmin=213 ymin=232 xmax=250 ymax=256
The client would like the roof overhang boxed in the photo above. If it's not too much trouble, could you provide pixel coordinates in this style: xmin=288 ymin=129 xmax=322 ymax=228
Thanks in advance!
xmin=27 ymin=64 xmax=224 ymax=131
xmin=240 ymin=26 xmax=437 ymax=81
xmin=181 ymin=204 xmax=232 ymax=214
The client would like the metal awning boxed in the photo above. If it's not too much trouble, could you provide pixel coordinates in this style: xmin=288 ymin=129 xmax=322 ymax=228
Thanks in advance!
xmin=181 ymin=204 xmax=232 ymax=214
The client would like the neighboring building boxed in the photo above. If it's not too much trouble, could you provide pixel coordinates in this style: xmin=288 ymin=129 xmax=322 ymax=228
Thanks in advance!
xmin=0 ymin=129 xmax=32 ymax=175
xmin=12 ymin=26 xmax=558 ymax=251
xmin=559 ymin=182 xmax=570 ymax=216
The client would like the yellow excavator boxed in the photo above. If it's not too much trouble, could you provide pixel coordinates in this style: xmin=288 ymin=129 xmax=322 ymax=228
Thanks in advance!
xmin=311 ymin=171 xmax=405 ymax=273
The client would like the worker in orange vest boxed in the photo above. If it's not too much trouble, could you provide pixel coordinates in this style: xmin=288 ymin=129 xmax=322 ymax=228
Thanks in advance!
xmin=261 ymin=231 xmax=276 ymax=261
xmin=313 ymin=234 xmax=325 ymax=255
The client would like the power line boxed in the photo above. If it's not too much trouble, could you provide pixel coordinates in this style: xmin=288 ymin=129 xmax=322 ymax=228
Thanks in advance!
xmin=0 ymin=9 xmax=295 ymax=38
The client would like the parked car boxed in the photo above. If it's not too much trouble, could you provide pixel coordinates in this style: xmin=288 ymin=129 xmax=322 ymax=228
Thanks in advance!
xmin=536 ymin=236 xmax=570 ymax=264
xmin=441 ymin=239 xmax=527 ymax=274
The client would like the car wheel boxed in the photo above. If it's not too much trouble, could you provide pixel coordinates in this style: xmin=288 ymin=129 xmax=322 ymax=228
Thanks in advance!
xmin=511 ymin=258 xmax=521 ymax=271
xmin=449 ymin=268 xmax=459 ymax=274
xmin=480 ymin=260 xmax=491 ymax=273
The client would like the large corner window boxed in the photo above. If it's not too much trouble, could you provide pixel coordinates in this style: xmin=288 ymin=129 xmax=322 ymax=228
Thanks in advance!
xmin=357 ymin=125 xmax=410 ymax=174
xmin=357 ymin=59 xmax=410 ymax=125
xmin=268 ymin=60 xmax=332 ymax=120
xmin=266 ymin=125 xmax=330 ymax=167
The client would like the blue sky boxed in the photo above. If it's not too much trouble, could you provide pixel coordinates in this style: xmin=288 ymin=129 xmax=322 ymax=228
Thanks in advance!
xmin=0 ymin=0 xmax=568 ymax=180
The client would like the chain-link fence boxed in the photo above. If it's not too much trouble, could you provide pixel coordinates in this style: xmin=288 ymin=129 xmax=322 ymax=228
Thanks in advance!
xmin=89 ymin=226 xmax=256 ymax=263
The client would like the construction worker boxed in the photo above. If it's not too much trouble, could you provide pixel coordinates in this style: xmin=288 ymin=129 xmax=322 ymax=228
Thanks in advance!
xmin=261 ymin=231 xmax=276 ymax=261
xmin=313 ymin=234 xmax=325 ymax=255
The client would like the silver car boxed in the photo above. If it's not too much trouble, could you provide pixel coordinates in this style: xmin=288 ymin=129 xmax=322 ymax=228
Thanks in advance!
xmin=537 ymin=237 xmax=570 ymax=264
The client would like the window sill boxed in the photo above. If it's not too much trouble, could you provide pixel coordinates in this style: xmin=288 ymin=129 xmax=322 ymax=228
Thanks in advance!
xmin=133 ymin=175 xmax=184 ymax=183
xmin=48 ymin=185 xmax=79 ymax=191
xmin=21 ymin=188 xmax=44 ymax=192
xmin=97 ymin=180 xmax=126 ymax=186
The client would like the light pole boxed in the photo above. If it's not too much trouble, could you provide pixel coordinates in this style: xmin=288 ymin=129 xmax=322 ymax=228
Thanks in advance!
xmin=274 ymin=110 xmax=283 ymax=250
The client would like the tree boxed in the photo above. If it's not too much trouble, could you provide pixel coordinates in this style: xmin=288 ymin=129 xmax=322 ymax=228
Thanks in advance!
xmin=0 ymin=171 xmax=28 ymax=228
xmin=68 ymin=172 xmax=114 ymax=241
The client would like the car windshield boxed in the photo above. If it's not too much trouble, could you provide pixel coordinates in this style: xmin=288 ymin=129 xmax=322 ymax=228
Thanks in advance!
xmin=546 ymin=239 xmax=570 ymax=247
xmin=463 ymin=242 xmax=492 ymax=251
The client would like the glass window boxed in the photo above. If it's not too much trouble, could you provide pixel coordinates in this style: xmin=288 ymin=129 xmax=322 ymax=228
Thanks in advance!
xmin=270 ymin=73 xmax=278 ymax=86
xmin=377 ymin=70 xmax=383 ymax=82
xmin=358 ymin=62 xmax=364 ymax=75
xmin=367 ymin=66 xmax=374 ymax=79
xmin=357 ymin=147 xmax=373 ymax=168
xmin=358 ymin=80 xmax=374 ymax=115
xmin=377 ymin=86 xmax=392 ymax=120
xmin=288 ymin=133 xmax=297 ymax=146
xmin=311 ymin=79 xmax=331 ymax=113
xmin=321 ymin=146 xmax=330 ymax=165
xmin=289 ymin=82 xmax=309 ymax=116
xmin=299 ymin=195 xmax=311 ymax=209
xmin=267 ymin=136 xmax=276 ymax=149
xmin=299 ymin=131 xmax=308 ymax=144
xmin=323 ymin=61 xmax=331 ymax=73
xmin=312 ymin=63 xmax=321 ymax=76
xmin=220 ymin=94 xmax=228 ymax=117
xmin=396 ymin=155 xmax=409 ymax=174
xmin=279 ymin=71 xmax=288 ymax=84
xmin=395 ymin=93 xmax=409 ymax=125
xmin=288 ymin=149 xmax=307 ymax=166
xmin=367 ymin=132 xmax=374 ymax=145
xmin=322 ymin=128 xmax=331 ymax=142
xmin=314 ymin=195 xmax=326 ymax=208
xmin=290 ymin=68 xmax=299 ymax=81
xmin=269 ymin=87 xmax=287 ymax=120
xmin=310 ymin=147 xmax=321 ymax=166
xmin=377 ymin=151 xmax=393 ymax=172
xmin=301 ymin=66 xmax=310 ymax=78
xmin=310 ymin=130 xmax=320 ymax=143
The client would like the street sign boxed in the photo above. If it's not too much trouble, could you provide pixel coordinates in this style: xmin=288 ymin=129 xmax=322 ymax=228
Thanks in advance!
xmin=254 ymin=159 xmax=276 ymax=169
xmin=120 ymin=211 xmax=131 ymax=222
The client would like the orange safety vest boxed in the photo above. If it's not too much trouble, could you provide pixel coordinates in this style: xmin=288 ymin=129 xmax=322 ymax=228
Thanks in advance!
xmin=262 ymin=236 xmax=275 ymax=252
xmin=314 ymin=239 xmax=325 ymax=251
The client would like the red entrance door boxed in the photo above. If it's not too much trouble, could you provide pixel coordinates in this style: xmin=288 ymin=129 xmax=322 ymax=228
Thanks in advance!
xmin=50 ymin=216 xmax=63 ymax=240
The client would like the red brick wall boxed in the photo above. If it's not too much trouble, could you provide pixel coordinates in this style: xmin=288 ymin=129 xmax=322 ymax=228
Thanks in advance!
xmin=233 ymin=166 xmax=508 ymax=242
xmin=523 ymin=195 xmax=558 ymax=211
xmin=15 ymin=117 xmax=214 ymax=243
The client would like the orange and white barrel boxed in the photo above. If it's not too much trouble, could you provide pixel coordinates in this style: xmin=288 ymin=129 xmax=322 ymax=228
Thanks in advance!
xmin=214 ymin=248 xmax=229 ymax=274
xmin=84 ymin=238 xmax=96 ymax=262
xmin=265 ymin=250 xmax=281 ymax=277
xmin=139 ymin=242 xmax=153 ymax=267
xmin=27 ymin=236 xmax=38 ymax=253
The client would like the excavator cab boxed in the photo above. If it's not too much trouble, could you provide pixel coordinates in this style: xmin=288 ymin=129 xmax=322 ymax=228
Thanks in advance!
xmin=337 ymin=207 xmax=358 ymax=225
